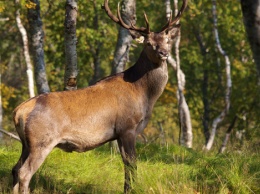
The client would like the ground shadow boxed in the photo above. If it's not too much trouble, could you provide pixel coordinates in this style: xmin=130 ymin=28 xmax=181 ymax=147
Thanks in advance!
xmin=0 ymin=166 xmax=121 ymax=194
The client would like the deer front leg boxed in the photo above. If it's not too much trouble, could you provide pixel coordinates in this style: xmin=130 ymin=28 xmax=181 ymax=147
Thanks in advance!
xmin=117 ymin=131 xmax=137 ymax=193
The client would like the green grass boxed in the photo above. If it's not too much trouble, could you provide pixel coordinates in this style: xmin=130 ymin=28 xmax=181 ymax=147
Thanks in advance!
xmin=0 ymin=141 xmax=259 ymax=194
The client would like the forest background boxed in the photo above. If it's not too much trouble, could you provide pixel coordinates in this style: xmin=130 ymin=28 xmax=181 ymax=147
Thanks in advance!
xmin=0 ymin=0 xmax=260 ymax=193
xmin=0 ymin=0 xmax=259 ymax=152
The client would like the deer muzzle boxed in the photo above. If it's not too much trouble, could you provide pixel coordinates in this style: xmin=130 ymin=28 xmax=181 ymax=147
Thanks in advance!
xmin=158 ymin=49 xmax=169 ymax=60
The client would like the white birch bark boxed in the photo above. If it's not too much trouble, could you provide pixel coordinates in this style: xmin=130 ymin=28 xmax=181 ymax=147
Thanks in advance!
xmin=204 ymin=0 xmax=232 ymax=151
xmin=166 ymin=0 xmax=192 ymax=148
xmin=0 ymin=18 xmax=9 ymax=21
xmin=111 ymin=0 xmax=136 ymax=74
xmin=15 ymin=0 xmax=35 ymax=98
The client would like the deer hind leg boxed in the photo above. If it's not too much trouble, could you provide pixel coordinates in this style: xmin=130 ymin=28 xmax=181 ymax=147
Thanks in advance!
xmin=12 ymin=144 xmax=30 ymax=194
xmin=117 ymin=131 xmax=137 ymax=194
xmin=17 ymin=143 xmax=55 ymax=194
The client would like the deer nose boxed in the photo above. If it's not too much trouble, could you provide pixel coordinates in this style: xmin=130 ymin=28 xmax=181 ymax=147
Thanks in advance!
xmin=158 ymin=50 xmax=169 ymax=59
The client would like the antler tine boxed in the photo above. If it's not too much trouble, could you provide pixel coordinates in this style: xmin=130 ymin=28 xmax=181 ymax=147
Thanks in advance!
xmin=102 ymin=0 xmax=120 ymax=24
xmin=170 ymin=0 xmax=188 ymax=25
xmin=143 ymin=11 xmax=150 ymax=34
xmin=117 ymin=2 xmax=131 ymax=29
xmin=160 ymin=10 xmax=173 ymax=32
xmin=160 ymin=0 xmax=188 ymax=32
xmin=129 ymin=11 xmax=150 ymax=34
xmin=103 ymin=0 xmax=150 ymax=35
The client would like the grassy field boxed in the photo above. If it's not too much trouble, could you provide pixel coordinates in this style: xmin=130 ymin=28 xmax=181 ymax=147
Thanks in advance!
xmin=0 ymin=140 xmax=259 ymax=194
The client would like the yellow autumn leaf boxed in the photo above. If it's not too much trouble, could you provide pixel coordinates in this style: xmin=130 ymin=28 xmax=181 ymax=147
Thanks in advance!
xmin=25 ymin=1 xmax=36 ymax=9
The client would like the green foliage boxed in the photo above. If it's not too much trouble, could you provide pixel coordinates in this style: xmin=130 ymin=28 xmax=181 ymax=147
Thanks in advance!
xmin=0 ymin=142 xmax=259 ymax=193
xmin=0 ymin=84 xmax=15 ymax=110
xmin=0 ymin=0 xmax=259 ymax=151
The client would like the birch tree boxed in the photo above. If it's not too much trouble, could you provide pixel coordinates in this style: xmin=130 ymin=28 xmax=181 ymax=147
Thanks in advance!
xmin=203 ymin=0 xmax=232 ymax=151
xmin=110 ymin=0 xmax=136 ymax=74
xmin=166 ymin=0 xmax=192 ymax=148
xmin=27 ymin=0 xmax=50 ymax=94
xmin=15 ymin=0 xmax=35 ymax=98
xmin=64 ymin=0 xmax=78 ymax=90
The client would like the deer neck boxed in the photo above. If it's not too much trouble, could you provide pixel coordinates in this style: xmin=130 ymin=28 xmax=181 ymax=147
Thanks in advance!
xmin=123 ymin=50 xmax=168 ymax=100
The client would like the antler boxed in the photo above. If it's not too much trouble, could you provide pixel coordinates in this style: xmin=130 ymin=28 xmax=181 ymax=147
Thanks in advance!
xmin=160 ymin=0 xmax=188 ymax=32
xmin=102 ymin=0 xmax=150 ymax=34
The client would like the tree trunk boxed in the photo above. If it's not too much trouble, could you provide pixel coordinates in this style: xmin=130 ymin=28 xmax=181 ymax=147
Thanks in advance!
xmin=218 ymin=116 xmax=237 ymax=154
xmin=28 ymin=0 xmax=50 ymax=94
xmin=110 ymin=0 xmax=136 ymax=74
xmin=64 ymin=0 xmax=78 ymax=90
xmin=193 ymin=26 xmax=211 ymax=145
xmin=15 ymin=0 xmax=35 ymax=98
xmin=89 ymin=42 xmax=102 ymax=85
xmin=241 ymin=0 xmax=260 ymax=84
xmin=89 ymin=0 xmax=103 ymax=85
xmin=0 ymin=72 xmax=2 ymax=140
xmin=167 ymin=0 xmax=192 ymax=148
xmin=202 ymin=68 xmax=210 ymax=143
xmin=204 ymin=0 xmax=232 ymax=151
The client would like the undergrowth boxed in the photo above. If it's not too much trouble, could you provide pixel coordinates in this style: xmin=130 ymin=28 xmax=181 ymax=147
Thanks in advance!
xmin=0 ymin=141 xmax=259 ymax=194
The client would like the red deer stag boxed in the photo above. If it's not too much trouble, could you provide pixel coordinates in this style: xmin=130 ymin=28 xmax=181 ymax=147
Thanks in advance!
xmin=12 ymin=0 xmax=188 ymax=193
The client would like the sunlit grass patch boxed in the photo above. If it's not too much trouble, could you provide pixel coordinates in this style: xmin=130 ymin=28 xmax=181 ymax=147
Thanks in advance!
xmin=0 ymin=142 xmax=259 ymax=193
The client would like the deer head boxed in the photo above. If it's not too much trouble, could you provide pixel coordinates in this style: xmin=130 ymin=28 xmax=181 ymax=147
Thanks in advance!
xmin=102 ymin=0 xmax=188 ymax=64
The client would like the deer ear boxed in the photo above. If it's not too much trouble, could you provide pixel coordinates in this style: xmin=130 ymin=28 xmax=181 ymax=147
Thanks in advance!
xmin=166 ymin=24 xmax=181 ymax=40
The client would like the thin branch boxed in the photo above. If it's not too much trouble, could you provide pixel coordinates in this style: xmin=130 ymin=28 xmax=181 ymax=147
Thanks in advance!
xmin=42 ymin=0 xmax=52 ymax=18
xmin=0 ymin=18 xmax=9 ymax=21
xmin=0 ymin=129 xmax=20 ymax=141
